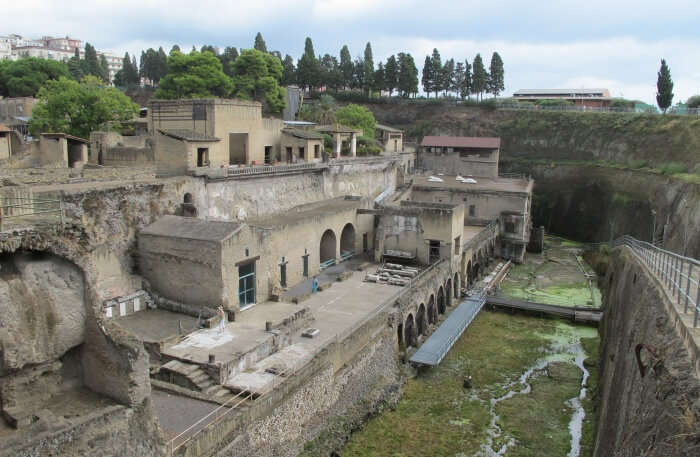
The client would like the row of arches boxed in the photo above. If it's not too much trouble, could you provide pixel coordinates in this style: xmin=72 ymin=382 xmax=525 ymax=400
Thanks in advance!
xmin=398 ymin=271 xmax=461 ymax=349
xmin=462 ymin=240 xmax=498 ymax=289
xmin=319 ymin=223 xmax=356 ymax=264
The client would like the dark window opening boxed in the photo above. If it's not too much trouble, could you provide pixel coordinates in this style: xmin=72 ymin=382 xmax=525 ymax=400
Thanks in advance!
xmin=429 ymin=240 xmax=440 ymax=264
xmin=505 ymin=222 xmax=516 ymax=233
xmin=302 ymin=252 xmax=309 ymax=277
xmin=264 ymin=146 xmax=272 ymax=164
xmin=197 ymin=148 xmax=209 ymax=167
xmin=299 ymin=147 xmax=305 ymax=159
xmin=469 ymin=205 xmax=476 ymax=217
xmin=286 ymin=146 xmax=293 ymax=163
xmin=279 ymin=258 xmax=287 ymax=288
xmin=192 ymin=104 xmax=207 ymax=120
xmin=314 ymin=144 xmax=320 ymax=158
xmin=363 ymin=233 xmax=368 ymax=252
xmin=454 ymin=236 xmax=461 ymax=254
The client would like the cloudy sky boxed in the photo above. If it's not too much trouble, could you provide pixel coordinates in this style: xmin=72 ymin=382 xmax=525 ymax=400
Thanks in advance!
xmin=7 ymin=0 xmax=700 ymax=104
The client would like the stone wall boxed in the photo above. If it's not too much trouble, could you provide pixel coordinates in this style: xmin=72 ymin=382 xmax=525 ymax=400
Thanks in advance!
xmin=594 ymin=247 xmax=700 ymax=457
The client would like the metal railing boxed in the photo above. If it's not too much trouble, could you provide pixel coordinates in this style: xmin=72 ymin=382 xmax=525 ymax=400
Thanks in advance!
xmin=463 ymin=220 xmax=499 ymax=252
xmin=0 ymin=197 xmax=64 ymax=231
xmin=498 ymin=103 xmax=700 ymax=116
xmin=226 ymin=162 xmax=320 ymax=177
xmin=610 ymin=235 xmax=700 ymax=327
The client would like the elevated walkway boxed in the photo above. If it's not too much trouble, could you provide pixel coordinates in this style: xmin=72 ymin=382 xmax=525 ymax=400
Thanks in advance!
xmin=486 ymin=296 xmax=602 ymax=324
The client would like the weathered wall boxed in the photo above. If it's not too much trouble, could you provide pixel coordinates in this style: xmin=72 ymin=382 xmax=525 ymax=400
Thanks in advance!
xmin=595 ymin=248 xmax=700 ymax=457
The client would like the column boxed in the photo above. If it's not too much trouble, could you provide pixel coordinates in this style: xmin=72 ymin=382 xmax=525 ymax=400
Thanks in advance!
xmin=350 ymin=133 xmax=357 ymax=157
xmin=335 ymin=133 xmax=341 ymax=158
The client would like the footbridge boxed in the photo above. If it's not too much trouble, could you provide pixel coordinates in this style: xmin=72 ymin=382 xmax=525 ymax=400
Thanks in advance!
xmin=410 ymin=261 xmax=511 ymax=366
xmin=485 ymin=296 xmax=602 ymax=325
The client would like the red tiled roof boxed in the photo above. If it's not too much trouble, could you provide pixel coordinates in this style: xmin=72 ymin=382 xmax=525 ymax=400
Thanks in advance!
xmin=421 ymin=136 xmax=500 ymax=149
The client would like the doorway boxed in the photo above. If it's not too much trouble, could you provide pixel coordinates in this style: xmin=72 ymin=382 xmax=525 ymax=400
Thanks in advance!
xmin=229 ymin=133 xmax=248 ymax=165
xmin=197 ymin=147 xmax=209 ymax=167
xmin=238 ymin=262 xmax=256 ymax=309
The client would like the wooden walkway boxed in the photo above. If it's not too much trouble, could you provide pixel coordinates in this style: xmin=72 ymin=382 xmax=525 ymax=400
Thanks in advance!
xmin=486 ymin=296 xmax=602 ymax=325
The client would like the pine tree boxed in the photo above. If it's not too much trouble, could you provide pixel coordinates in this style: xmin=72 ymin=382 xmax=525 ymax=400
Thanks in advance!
xmin=422 ymin=55 xmax=433 ymax=97
xmin=157 ymin=47 xmax=168 ymax=83
xmin=363 ymin=42 xmax=374 ymax=96
xmin=442 ymin=59 xmax=455 ymax=97
xmin=373 ymin=62 xmax=385 ymax=94
xmin=201 ymin=45 xmax=218 ymax=55
xmin=169 ymin=45 xmax=181 ymax=54
xmin=489 ymin=52 xmax=504 ymax=97
xmin=297 ymin=37 xmax=319 ymax=92
xmin=463 ymin=59 xmax=472 ymax=100
xmin=656 ymin=58 xmax=674 ymax=113
xmin=219 ymin=47 xmax=238 ymax=77
xmin=385 ymin=55 xmax=398 ymax=96
xmin=131 ymin=56 xmax=139 ymax=85
xmin=254 ymin=32 xmax=267 ymax=53
xmin=339 ymin=45 xmax=353 ymax=90
xmin=84 ymin=43 xmax=100 ymax=77
xmin=454 ymin=62 xmax=466 ymax=100
xmin=471 ymin=53 xmax=487 ymax=101
xmin=430 ymin=48 xmax=442 ymax=98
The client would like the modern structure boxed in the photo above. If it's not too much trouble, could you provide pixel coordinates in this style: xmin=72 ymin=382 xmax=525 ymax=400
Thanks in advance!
xmin=512 ymin=88 xmax=611 ymax=108
xmin=419 ymin=136 xmax=501 ymax=178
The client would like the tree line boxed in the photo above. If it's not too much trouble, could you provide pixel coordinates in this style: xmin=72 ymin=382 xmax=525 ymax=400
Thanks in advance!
xmin=422 ymin=49 xmax=504 ymax=101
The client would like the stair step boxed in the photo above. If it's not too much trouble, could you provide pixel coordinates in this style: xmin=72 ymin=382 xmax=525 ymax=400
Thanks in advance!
xmin=191 ymin=372 xmax=210 ymax=383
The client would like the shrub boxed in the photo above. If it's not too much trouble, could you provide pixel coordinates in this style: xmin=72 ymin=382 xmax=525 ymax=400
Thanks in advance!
xmin=686 ymin=95 xmax=700 ymax=109
xmin=628 ymin=159 xmax=648 ymax=169
xmin=659 ymin=162 xmax=687 ymax=175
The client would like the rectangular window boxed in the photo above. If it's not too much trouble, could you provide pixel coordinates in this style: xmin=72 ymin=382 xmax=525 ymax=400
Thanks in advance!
xmin=454 ymin=236 xmax=461 ymax=255
xmin=469 ymin=205 xmax=476 ymax=217
xmin=238 ymin=262 xmax=256 ymax=309
xmin=299 ymin=147 xmax=305 ymax=159
xmin=303 ymin=254 xmax=309 ymax=277
xmin=505 ymin=222 xmax=516 ymax=233
xmin=429 ymin=240 xmax=440 ymax=264
xmin=264 ymin=146 xmax=272 ymax=164
xmin=363 ymin=233 xmax=368 ymax=252
xmin=314 ymin=144 xmax=320 ymax=158
xmin=286 ymin=146 xmax=293 ymax=162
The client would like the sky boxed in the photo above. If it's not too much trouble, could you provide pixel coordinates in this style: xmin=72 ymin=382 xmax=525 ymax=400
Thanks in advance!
xmin=6 ymin=0 xmax=700 ymax=104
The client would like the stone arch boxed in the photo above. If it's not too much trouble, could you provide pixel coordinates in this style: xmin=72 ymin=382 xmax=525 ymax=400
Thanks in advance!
xmin=339 ymin=223 xmax=356 ymax=257
xmin=454 ymin=272 xmax=460 ymax=299
xmin=427 ymin=294 xmax=436 ymax=325
xmin=405 ymin=313 xmax=416 ymax=347
xmin=445 ymin=279 xmax=452 ymax=307
xmin=417 ymin=303 xmax=427 ymax=336
xmin=437 ymin=286 xmax=445 ymax=314
xmin=320 ymin=229 xmax=337 ymax=265
xmin=183 ymin=192 xmax=193 ymax=204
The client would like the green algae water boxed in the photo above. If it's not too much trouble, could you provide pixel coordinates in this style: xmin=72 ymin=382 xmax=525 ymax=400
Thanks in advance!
xmin=339 ymin=237 xmax=601 ymax=457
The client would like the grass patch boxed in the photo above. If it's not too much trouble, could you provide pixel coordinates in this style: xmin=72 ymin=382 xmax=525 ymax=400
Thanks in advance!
xmin=496 ymin=364 xmax=582 ymax=457
xmin=658 ymin=161 xmax=688 ymax=175
xmin=342 ymin=312 xmax=562 ymax=457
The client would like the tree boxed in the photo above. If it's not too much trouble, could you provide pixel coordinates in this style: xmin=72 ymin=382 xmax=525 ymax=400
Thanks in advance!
xmin=297 ymin=37 xmax=319 ymax=91
xmin=442 ymin=58 xmax=455 ymax=97
xmin=114 ymin=52 xmax=139 ymax=87
xmin=67 ymin=49 xmax=86 ymax=81
xmin=397 ymin=53 xmax=418 ymax=97
xmin=0 ymin=58 xmax=70 ymax=97
xmin=231 ymin=49 xmax=286 ymax=113
xmin=30 ymin=76 xmax=138 ymax=139
xmin=454 ymin=62 xmax=466 ymax=100
xmin=384 ymin=55 xmax=398 ymax=96
xmin=373 ymin=62 xmax=385 ymax=94
xmin=471 ymin=53 xmax=488 ymax=101
xmin=656 ymin=59 xmax=674 ymax=113
xmin=335 ymin=104 xmax=376 ymax=137
xmin=363 ymin=42 xmax=374 ymax=95
xmin=687 ymin=95 xmax=700 ymax=109
xmin=462 ymin=59 xmax=472 ymax=99
xmin=352 ymin=58 xmax=365 ymax=90
xmin=84 ymin=43 xmax=101 ymax=78
xmin=220 ymin=47 xmax=238 ymax=77
xmin=489 ymin=52 xmax=504 ymax=97
xmin=99 ymin=54 xmax=110 ymax=82
xmin=254 ymin=32 xmax=268 ymax=53
xmin=430 ymin=48 xmax=442 ymax=98
xmin=201 ymin=45 xmax=218 ymax=55
xmin=319 ymin=54 xmax=342 ymax=91
xmin=281 ymin=54 xmax=296 ymax=85
xmin=422 ymin=55 xmax=433 ymax=97
xmin=339 ymin=45 xmax=353 ymax=90
xmin=170 ymin=44 xmax=181 ymax=54
xmin=155 ymin=49 xmax=233 ymax=99
xmin=156 ymin=47 xmax=169 ymax=83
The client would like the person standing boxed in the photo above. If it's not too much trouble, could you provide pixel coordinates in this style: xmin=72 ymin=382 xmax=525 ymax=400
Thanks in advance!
xmin=217 ymin=306 xmax=226 ymax=333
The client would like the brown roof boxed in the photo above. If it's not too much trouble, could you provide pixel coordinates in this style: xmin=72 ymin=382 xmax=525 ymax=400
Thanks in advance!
xmin=0 ymin=124 xmax=11 ymax=133
xmin=158 ymin=129 xmax=220 ymax=142
xmin=282 ymin=128 xmax=324 ymax=140
xmin=40 ymin=133 xmax=89 ymax=143
xmin=421 ymin=136 xmax=500 ymax=149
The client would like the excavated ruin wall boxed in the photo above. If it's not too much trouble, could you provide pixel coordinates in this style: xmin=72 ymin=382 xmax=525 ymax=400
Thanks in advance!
xmin=595 ymin=248 xmax=700 ymax=457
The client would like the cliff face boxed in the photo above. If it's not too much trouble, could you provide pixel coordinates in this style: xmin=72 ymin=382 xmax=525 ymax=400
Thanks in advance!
xmin=595 ymin=248 xmax=700 ymax=457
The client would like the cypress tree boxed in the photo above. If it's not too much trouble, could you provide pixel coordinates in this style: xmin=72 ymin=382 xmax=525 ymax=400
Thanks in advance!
xmin=385 ymin=55 xmax=398 ymax=96
xmin=254 ymin=32 xmax=267 ymax=53
xmin=297 ymin=37 xmax=318 ymax=92
xmin=339 ymin=45 xmax=353 ymax=90
xmin=656 ymin=58 xmax=674 ymax=113
xmin=84 ymin=43 xmax=100 ymax=77
xmin=430 ymin=48 xmax=442 ymax=98
xmin=422 ymin=55 xmax=433 ymax=97
xmin=363 ymin=42 xmax=374 ymax=96
xmin=471 ymin=53 xmax=487 ymax=101
xmin=489 ymin=52 xmax=504 ymax=97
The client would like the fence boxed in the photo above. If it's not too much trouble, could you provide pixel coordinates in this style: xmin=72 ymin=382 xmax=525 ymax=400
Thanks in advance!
xmin=610 ymin=235 xmax=700 ymax=327
xmin=498 ymin=103 xmax=700 ymax=116
xmin=0 ymin=196 xmax=64 ymax=231
xmin=226 ymin=162 xmax=321 ymax=177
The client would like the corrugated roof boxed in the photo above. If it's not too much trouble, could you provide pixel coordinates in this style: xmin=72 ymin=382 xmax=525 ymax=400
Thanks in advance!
xmin=421 ymin=136 xmax=500 ymax=149
xmin=140 ymin=215 xmax=242 ymax=242
xmin=376 ymin=123 xmax=403 ymax=133
xmin=315 ymin=124 xmax=363 ymax=134
xmin=282 ymin=128 xmax=324 ymax=140
xmin=514 ymin=88 xmax=610 ymax=96
xmin=40 ymin=132 xmax=89 ymax=143
xmin=158 ymin=129 xmax=220 ymax=142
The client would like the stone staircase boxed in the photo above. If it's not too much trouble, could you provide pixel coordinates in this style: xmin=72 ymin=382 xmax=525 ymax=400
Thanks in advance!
xmin=157 ymin=360 xmax=231 ymax=399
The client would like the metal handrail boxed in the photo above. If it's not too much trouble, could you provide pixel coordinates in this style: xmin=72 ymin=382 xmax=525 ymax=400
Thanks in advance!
xmin=226 ymin=163 xmax=319 ymax=176
xmin=607 ymin=235 xmax=700 ymax=327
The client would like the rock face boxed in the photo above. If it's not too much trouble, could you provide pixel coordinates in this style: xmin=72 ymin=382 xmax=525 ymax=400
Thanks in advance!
xmin=0 ymin=251 xmax=86 ymax=372
xmin=595 ymin=248 xmax=700 ymax=457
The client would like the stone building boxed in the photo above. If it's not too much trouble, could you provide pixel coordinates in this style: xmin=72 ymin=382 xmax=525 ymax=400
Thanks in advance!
xmin=0 ymin=124 xmax=12 ymax=160
xmin=419 ymin=136 xmax=500 ymax=178
xmin=376 ymin=123 xmax=404 ymax=153
xmin=38 ymin=133 xmax=89 ymax=168
xmin=280 ymin=128 xmax=325 ymax=163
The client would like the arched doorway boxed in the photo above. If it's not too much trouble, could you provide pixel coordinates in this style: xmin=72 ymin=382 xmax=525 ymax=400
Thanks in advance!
xmin=405 ymin=314 xmax=416 ymax=347
xmin=417 ymin=303 xmax=426 ymax=335
xmin=445 ymin=279 xmax=452 ymax=307
xmin=437 ymin=287 xmax=445 ymax=314
xmin=340 ymin=223 xmax=356 ymax=259
xmin=467 ymin=261 xmax=473 ymax=287
xmin=397 ymin=322 xmax=404 ymax=348
xmin=454 ymin=273 xmax=460 ymax=299
xmin=427 ymin=295 xmax=436 ymax=325
xmin=320 ymin=229 xmax=336 ymax=266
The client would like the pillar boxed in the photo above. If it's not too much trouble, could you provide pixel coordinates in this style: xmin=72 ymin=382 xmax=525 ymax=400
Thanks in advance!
xmin=335 ymin=133 xmax=341 ymax=158
xmin=350 ymin=133 xmax=357 ymax=157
